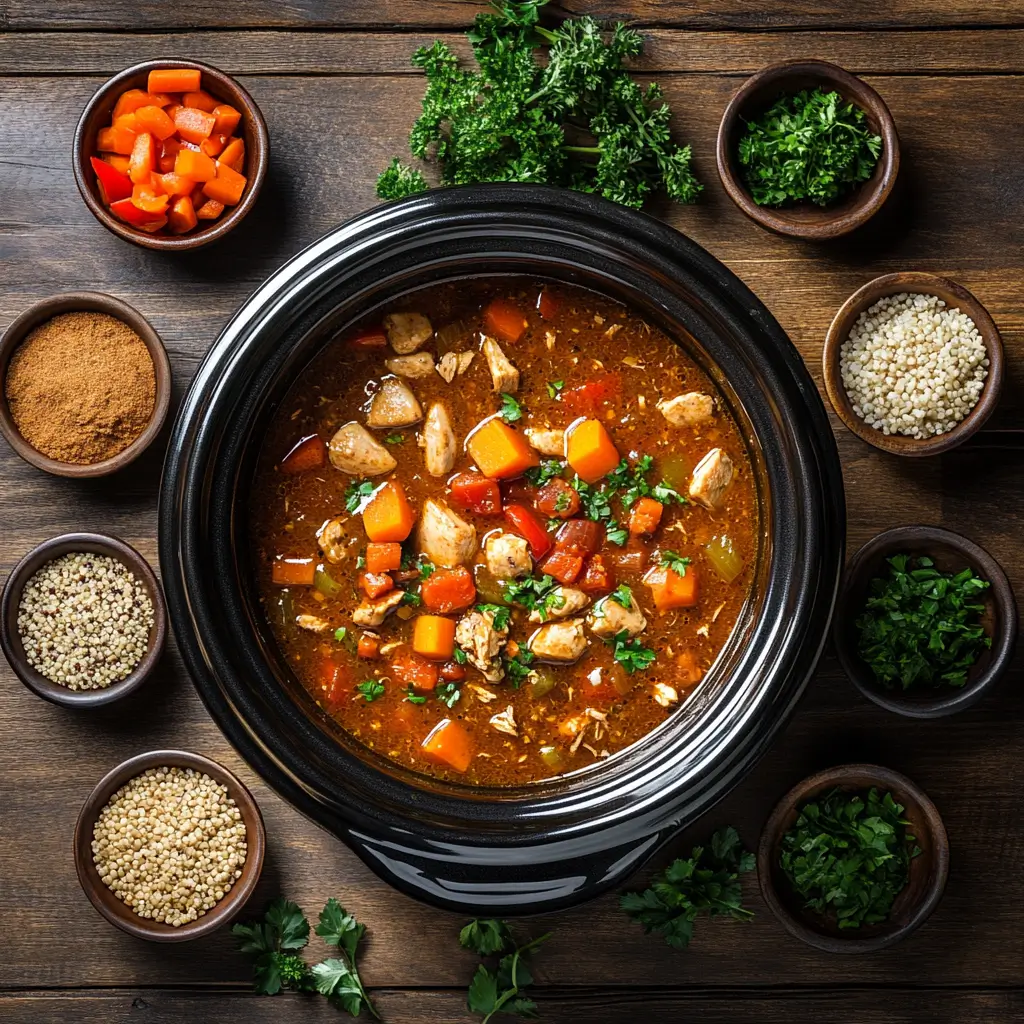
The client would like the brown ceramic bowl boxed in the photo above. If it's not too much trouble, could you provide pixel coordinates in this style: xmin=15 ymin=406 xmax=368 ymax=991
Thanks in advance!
xmin=73 ymin=59 xmax=269 ymax=251
xmin=823 ymin=272 xmax=1004 ymax=456
xmin=0 ymin=532 xmax=167 ymax=708
xmin=759 ymin=764 xmax=949 ymax=954
xmin=833 ymin=525 xmax=1016 ymax=718
xmin=716 ymin=60 xmax=899 ymax=240
xmin=0 ymin=292 xmax=171 ymax=477
xmin=74 ymin=749 xmax=265 ymax=941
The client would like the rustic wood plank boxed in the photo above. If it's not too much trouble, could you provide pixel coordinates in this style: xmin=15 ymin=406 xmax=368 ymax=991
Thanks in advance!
xmin=6 ymin=28 xmax=1024 ymax=76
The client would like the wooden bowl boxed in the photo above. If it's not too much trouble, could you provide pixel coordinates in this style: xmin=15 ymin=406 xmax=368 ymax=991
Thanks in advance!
xmin=716 ymin=60 xmax=899 ymax=240
xmin=0 ymin=532 xmax=167 ymax=708
xmin=758 ymin=764 xmax=949 ymax=954
xmin=833 ymin=525 xmax=1016 ymax=718
xmin=73 ymin=59 xmax=269 ymax=251
xmin=823 ymin=272 xmax=1004 ymax=456
xmin=0 ymin=292 xmax=171 ymax=477
xmin=74 ymin=749 xmax=265 ymax=941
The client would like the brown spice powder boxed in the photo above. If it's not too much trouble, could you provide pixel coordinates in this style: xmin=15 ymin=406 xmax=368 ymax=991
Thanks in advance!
xmin=6 ymin=311 xmax=156 ymax=464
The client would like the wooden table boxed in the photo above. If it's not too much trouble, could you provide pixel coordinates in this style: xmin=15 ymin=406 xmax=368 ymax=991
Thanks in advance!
xmin=3 ymin=3 xmax=1023 ymax=1022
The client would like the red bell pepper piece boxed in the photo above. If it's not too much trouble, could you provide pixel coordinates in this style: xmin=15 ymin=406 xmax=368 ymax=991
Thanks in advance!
xmin=449 ymin=472 xmax=502 ymax=515
xmin=504 ymin=503 xmax=553 ymax=559
xmin=90 ymin=155 xmax=133 ymax=203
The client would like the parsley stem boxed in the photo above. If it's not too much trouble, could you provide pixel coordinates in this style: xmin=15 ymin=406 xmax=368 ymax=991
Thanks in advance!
xmin=562 ymin=144 xmax=601 ymax=154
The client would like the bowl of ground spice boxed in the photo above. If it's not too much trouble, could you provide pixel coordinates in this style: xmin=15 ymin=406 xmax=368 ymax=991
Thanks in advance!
xmin=74 ymin=749 xmax=265 ymax=941
xmin=0 ymin=292 xmax=171 ymax=477
xmin=0 ymin=532 xmax=167 ymax=708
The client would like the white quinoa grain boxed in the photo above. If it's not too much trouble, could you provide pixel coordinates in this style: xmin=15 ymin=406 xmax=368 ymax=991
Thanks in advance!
xmin=17 ymin=552 xmax=154 ymax=690
xmin=91 ymin=767 xmax=247 ymax=926
xmin=839 ymin=292 xmax=988 ymax=439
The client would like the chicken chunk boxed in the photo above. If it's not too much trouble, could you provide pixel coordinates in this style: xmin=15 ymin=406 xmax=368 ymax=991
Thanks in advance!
xmin=317 ymin=516 xmax=356 ymax=563
xmin=367 ymin=376 xmax=423 ymax=429
xmin=586 ymin=595 xmax=647 ymax=638
xmin=417 ymin=498 xmax=478 ymax=567
xmin=455 ymin=607 xmax=509 ymax=683
xmin=421 ymin=402 xmax=457 ymax=477
xmin=328 ymin=421 xmax=397 ymax=476
xmin=689 ymin=448 xmax=734 ymax=510
xmin=524 ymin=427 xmax=565 ymax=457
xmin=436 ymin=350 xmax=475 ymax=384
xmin=295 ymin=614 xmax=330 ymax=633
xmin=528 ymin=586 xmax=590 ymax=623
xmin=484 ymin=532 xmax=532 ymax=580
xmin=384 ymin=312 xmax=433 ymax=354
xmin=482 ymin=336 xmax=520 ymax=393
xmin=489 ymin=705 xmax=518 ymax=737
xmin=352 ymin=589 xmax=405 ymax=627
xmin=528 ymin=618 xmax=587 ymax=663
xmin=658 ymin=392 xmax=714 ymax=427
xmin=385 ymin=352 xmax=435 ymax=378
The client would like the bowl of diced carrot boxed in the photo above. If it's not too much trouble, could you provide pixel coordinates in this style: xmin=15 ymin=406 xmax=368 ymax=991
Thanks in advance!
xmin=73 ymin=60 xmax=269 ymax=250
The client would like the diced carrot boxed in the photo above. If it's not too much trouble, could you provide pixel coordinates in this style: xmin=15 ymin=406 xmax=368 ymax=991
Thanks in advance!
xmin=219 ymin=136 xmax=245 ymax=172
xmin=167 ymin=195 xmax=198 ymax=234
xmin=113 ymin=112 xmax=139 ymax=132
xmin=202 ymin=160 xmax=247 ymax=206
xmin=539 ymin=548 xmax=584 ymax=584
xmin=131 ymin=182 xmax=169 ymax=214
xmin=97 ymin=125 xmax=137 ymax=155
xmin=128 ymin=132 xmax=157 ymax=184
xmin=148 ymin=92 xmax=176 ymax=108
xmin=112 ymin=88 xmax=153 ymax=120
xmin=271 ymin=556 xmax=317 ymax=586
xmin=484 ymin=298 xmax=528 ymax=343
xmin=629 ymin=497 xmax=664 ymax=536
xmin=448 ymin=473 xmax=502 ymax=515
xmin=390 ymin=648 xmax=440 ymax=692
xmin=357 ymin=634 xmax=381 ymax=659
xmin=155 ymin=171 xmax=196 ymax=196
xmin=420 ymin=566 xmax=476 ymax=614
xmin=365 ymin=542 xmax=402 ymax=574
xmin=566 ymin=418 xmax=620 ymax=484
xmin=182 ymin=89 xmax=218 ymax=113
xmin=412 ymin=615 xmax=457 ymax=661
xmin=362 ymin=479 xmax=415 ymax=542
xmin=421 ymin=718 xmax=474 ymax=773
xmin=165 ymin=103 xmax=185 ymax=124
xmin=108 ymin=198 xmax=167 ymax=232
xmin=102 ymin=154 xmax=131 ymax=175
xmin=173 ymin=105 xmax=217 ymax=144
xmin=504 ymin=504 xmax=552 ymax=559
xmin=173 ymin=148 xmax=217 ymax=182
xmin=280 ymin=434 xmax=326 ymax=474
xmin=200 ymin=133 xmax=229 ymax=158
xmin=90 ymin=156 xmax=133 ymax=203
xmin=212 ymin=103 xmax=242 ymax=135
xmin=147 ymin=68 xmax=202 ymax=94
xmin=196 ymin=198 xmax=225 ymax=220
xmin=359 ymin=572 xmax=394 ymax=600
xmin=467 ymin=418 xmax=539 ymax=479
xmin=643 ymin=563 xmax=700 ymax=611
xmin=536 ymin=288 xmax=560 ymax=320
xmin=134 ymin=104 xmax=177 ymax=141
xmin=317 ymin=657 xmax=350 ymax=711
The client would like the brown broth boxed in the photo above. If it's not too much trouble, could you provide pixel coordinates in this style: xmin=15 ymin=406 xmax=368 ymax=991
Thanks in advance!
xmin=249 ymin=279 xmax=758 ymax=787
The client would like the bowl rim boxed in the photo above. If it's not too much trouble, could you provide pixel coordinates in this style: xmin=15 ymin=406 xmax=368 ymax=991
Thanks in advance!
xmin=822 ymin=271 xmax=1004 ymax=456
xmin=73 ymin=748 xmax=266 ymax=941
xmin=72 ymin=58 xmax=269 ymax=252
xmin=0 ymin=532 xmax=167 ymax=707
xmin=832 ymin=524 xmax=1017 ymax=717
xmin=715 ymin=58 xmax=900 ymax=240
xmin=0 ymin=291 xmax=172 ymax=477
xmin=758 ymin=763 xmax=949 ymax=954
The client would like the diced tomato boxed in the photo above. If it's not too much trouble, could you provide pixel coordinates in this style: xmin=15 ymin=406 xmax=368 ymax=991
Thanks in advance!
xmin=629 ymin=497 xmax=664 ymax=536
xmin=359 ymin=572 xmax=394 ymax=600
xmin=421 ymin=718 xmax=474 ymax=773
xmin=578 ymin=554 xmax=615 ymax=595
xmin=357 ymin=633 xmax=381 ymax=659
xmin=318 ymin=657 xmax=350 ymax=711
xmin=390 ymin=648 xmax=440 ymax=692
xmin=448 ymin=472 xmax=502 ymax=515
xmin=280 ymin=434 xmax=326 ymax=475
xmin=539 ymin=548 xmax=584 ymax=584
xmin=349 ymin=326 xmax=388 ymax=349
xmin=420 ymin=566 xmax=477 ymax=613
xmin=560 ymin=373 xmax=623 ymax=417
xmin=504 ymin=503 xmax=553 ymax=559
xmin=535 ymin=478 xmax=580 ymax=519
xmin=365 ymin=542 xmax=402 ymax=574
xmin=555 ymin=518 xmax=604 ymax=556
xmin=536 ymin=288 xmax=560 ymax=320
xmin=440 ymin=661 xmax=467 ymax=682
xmin=484 ymin=298 xmax=527 ymax=344
xmin=271 ymin=556 xmax=317 ymax=586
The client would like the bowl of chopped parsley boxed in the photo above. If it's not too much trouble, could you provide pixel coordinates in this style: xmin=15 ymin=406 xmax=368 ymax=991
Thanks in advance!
xmin=716 ymin=59 xmax=899 ymax=239
xmin=834 ymin=526 xmax=1016 ymax=718
xmin=758 ymin=764 xmax=948 ymax=953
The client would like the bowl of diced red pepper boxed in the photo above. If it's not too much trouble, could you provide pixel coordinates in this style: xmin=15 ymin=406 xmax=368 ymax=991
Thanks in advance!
xmin=73 ymin=60 xmax=269 ymax=250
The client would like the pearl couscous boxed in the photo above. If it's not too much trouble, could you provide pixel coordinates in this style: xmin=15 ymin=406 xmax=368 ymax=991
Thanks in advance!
xmin=839 ymin=292 xmax=989 ymax=439
xmin=91 ymin=766 xmax=247 ymax=926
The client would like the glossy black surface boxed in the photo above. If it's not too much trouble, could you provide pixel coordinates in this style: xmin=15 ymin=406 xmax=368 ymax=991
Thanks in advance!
xmin=159 ymin=184 xmax=845 ymax=913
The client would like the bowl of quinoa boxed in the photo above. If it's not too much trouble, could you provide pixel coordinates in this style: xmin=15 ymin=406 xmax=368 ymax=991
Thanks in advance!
xmin=0 ymin=532 xmax=166 ymax=707
xmin=823 ymin=272 xmax=1003 ymax=456
xmin=74 ymin=749 xmax=265 ymax=941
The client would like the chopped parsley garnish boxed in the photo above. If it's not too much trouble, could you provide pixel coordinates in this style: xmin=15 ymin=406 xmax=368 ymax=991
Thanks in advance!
xmin=453 ymin=646 xmax=468 ymax=665
xmin=499 ymin=392 xmax=524 ymax=423
xmin=607 ymin=630 xmax=656 ymax=673
xmin=502 ymin=574 xmax=563 ymax=620
xmin=546 ymin=379 xmax=565 ymax=398
xmin=334 ymin=627 xmax=347 ymax=642
xmin=659 ymin=551 xmax=692 ymax=576
xmin=606 ymin=524 xmax=628 ymax=546
xmin=607 ymin=455 xmax=686 ymax=510
xmin=400 ymin=590 xmax=422 ymax=606
xmin=355 ymin=679 xmax=385 ymax=702
xmin=524 ymin=459 xmax=564 ymax=486
xmin=504 ymin=649 xmax=534 ymax=687
xmin=355 ymin=555 xmax=366 ymax=570
xmin=344 ymin=478 xmax=375 ymax=514
xmin=611 ymin=584 xmax=633 ymax=609
xmin=554 ymin=490 xmax=571 ymax=512
xmin=651 ymin=480 xmax=685 ymax=505
xmin=477 ymin=603 xmax=511 ymax=631
xmin=437 ymin=681 xmax=462 ymax=708
xmin=384 ymin=433 xmax=405 ymax=445
xmin=418 ymin=560 xmax=436 ymax=580
xmin=571 ymin=475 xmax=627 ymax=546
xmin=403 ymin=687 xmax=427 ymax=704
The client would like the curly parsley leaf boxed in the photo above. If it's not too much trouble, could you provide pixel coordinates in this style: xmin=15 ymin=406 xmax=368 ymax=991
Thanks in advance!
xmin=376 ymin=156 xmax=429 ymax=201
xmin=355 ymin=679 xmax=385 ymax=702
xmin=524 ymin=459 xmax=564 ymax=486
xmin=607 ymin=630 xmax=655 ymax=673
xmin=233 ymin=899 xmax=314 ymax=995
xmin=499 ymin=392 xmax=525 ymax=423
xmin=621 ymin=826 xmax=755 ymax=948
xmin=345 ymin=478 xmax=376 ymax=514
xmin=659 ymin=551 xmax=692 ymax=576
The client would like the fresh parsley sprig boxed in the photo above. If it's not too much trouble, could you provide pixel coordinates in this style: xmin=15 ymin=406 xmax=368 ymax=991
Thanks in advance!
xmin=355 ymin=679 xmax=385 ymax=703
xmin=524 ymin=459 xmax=564 ymax=487
xmin=461 ymin=918 xmax=551 ymax=1023
xmin=499 ymin=393 xmax=525 ymax=423
xmin=606 ymin=629 xmax=655 ymax=673
xmin=312 ymin=899 xmax=380 ymax=1018
xmin=659 ymin=551 xmax=692 ymax=576
xmin=345 ymin=479 xmax=376 ymax=514
xmin=502 ymin=575 xmax=563 ymax=621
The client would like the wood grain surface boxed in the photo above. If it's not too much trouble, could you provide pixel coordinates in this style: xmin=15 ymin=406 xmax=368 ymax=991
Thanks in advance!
xmin=2 ymin=3 xmax=1023 ymax=1022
